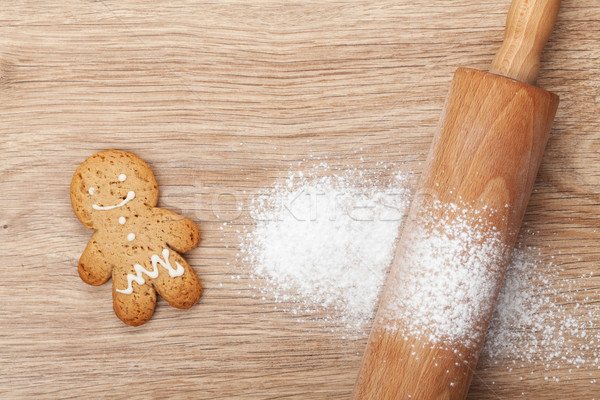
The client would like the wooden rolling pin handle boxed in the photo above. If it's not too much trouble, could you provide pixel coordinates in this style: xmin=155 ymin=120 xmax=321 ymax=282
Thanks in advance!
xmin=490 ymin=0 xmax=561 ymax=85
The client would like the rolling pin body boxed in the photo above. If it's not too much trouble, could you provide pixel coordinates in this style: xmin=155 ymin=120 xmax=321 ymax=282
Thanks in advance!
xmin=353 ymin=1 xmax=561 ymax=397
xmin=353 ymin=67 xmax=558 ymax=399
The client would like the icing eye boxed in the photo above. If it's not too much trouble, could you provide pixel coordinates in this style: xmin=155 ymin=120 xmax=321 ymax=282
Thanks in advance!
xmin=88 ymin=187 xmax=95 ymax=195
xmin=118 ymin=174 xmax=127 ymax=182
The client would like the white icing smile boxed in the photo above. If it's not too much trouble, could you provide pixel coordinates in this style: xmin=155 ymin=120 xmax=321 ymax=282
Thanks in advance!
xmin=92 ymin=190 xmax=135 ymax=211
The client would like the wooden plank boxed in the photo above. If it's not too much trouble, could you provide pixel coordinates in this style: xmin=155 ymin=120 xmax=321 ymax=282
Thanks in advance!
xmin=1 ymin=0 xmax=599 ymax=398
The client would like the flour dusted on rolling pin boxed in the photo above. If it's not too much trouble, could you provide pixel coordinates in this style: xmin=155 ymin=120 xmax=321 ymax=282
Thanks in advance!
xmin=382 ymin=201 xmax=508 ymax=348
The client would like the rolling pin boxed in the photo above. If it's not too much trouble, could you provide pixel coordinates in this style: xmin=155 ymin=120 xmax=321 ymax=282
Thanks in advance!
xmin=353 ymin=0 xmax=561 ymax=399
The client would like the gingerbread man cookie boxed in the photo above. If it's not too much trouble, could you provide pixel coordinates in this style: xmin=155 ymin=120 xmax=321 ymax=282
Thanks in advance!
xmin=71 ymin=150 xmax=202 ymax=326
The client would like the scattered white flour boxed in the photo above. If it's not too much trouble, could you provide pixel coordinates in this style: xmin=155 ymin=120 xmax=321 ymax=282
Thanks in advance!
xmin=237 ymin=163 xmax=600 ymax=379
xmin=383 ymin=201 xmax=507 ymax=348
xmin=483 ymin=243 xmax=600 ymax=371
xmin=484 ymin=246 xmax=553 ymax=361
xmin=239 ymin=163 xmax=411 ymax=328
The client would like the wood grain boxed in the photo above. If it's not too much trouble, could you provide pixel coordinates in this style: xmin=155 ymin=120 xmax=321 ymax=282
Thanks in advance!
xmin=1 ymin=0 xmax=600 ymax=398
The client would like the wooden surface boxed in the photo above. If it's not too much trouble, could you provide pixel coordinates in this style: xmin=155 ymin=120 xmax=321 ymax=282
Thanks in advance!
xmin=1 ymin=0 xmax=600 ymax=398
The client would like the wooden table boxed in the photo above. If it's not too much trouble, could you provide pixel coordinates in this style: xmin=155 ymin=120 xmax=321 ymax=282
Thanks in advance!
xmin=2 ymin=1 xmax=600 ymax=398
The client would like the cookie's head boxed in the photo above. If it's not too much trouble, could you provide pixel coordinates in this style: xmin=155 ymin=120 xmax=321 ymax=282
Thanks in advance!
xmin=71 ymin=150 xmax=159 ymax=228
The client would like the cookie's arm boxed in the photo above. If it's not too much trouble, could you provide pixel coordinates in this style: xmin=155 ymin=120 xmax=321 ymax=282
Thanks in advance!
xmin=78 ymin=233 xmax=114 ymax=286
xmin=154 ymin=208 xmax=200 ymax=253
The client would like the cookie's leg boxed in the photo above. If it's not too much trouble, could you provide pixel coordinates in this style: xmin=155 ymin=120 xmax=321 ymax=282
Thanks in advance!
xmin=112 ymin=269 xmax=157 ymax=326
xmin=152 ymin=250 xmax=202 ymax=309
xmin=78 ymin=236 xmax=113 ymax=286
